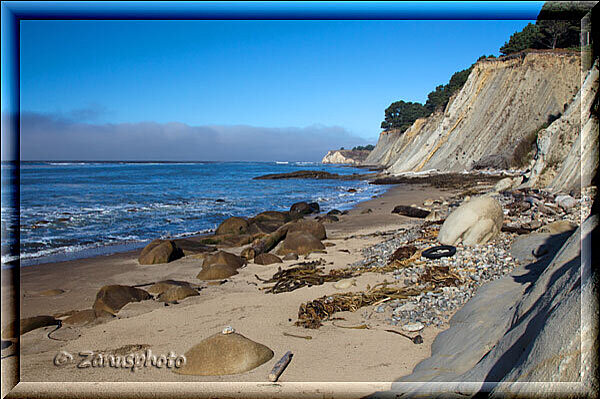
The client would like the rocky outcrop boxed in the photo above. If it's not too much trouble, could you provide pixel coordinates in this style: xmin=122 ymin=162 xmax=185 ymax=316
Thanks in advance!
xmin=380 ymin=214 xmax=597 ymax=397
xmin=365 ymin=51 xmax=591 ymax=194
xmin=322 ymin=149 xmax=371 ymax=165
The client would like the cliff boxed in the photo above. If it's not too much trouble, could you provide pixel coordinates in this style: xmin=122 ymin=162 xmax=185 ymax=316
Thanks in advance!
xmin=365 ymin=51 xmax=594 ymax=193
xmin=321 ymin=149 xmax=371 ymax=165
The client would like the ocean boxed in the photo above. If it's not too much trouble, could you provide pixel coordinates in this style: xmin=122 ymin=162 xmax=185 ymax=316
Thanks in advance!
xmin=2 ymin=161 xmax=384 ymax=266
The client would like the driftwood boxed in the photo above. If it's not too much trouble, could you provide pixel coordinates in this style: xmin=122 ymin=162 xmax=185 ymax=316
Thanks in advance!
xmin=241 ymin=221 xmax=296 ymax=260
xmin=268 ymin=351 xmax=293 ymax=382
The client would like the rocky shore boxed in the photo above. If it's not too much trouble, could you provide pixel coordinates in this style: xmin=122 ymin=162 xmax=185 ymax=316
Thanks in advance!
xmin=1 ymin=173 xmax=596 ymax=398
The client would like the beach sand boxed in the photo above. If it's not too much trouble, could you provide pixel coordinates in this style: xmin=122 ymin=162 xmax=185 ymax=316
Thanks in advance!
xmin=2 ymin=183 xmax=459 ymax=396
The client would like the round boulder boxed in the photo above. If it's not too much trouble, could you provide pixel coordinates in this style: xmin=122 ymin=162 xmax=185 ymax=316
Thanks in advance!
xmin=138 ymin=240 xmax=184 ymax=265
xmin=438 ymin=196 xmax=503 ymax=246
xmin=289 ymin=201 xmax=320 ymax=216
xmin=215 ymin=217 xmax=249 ymax=235
xmin=2 ymin=315 xmax=59 ymax=339
xmin=254 ymin=253 xmax=283 ymax=265
xmin=63 ymin=309 xmax=113 ymax=327
xmin=158 ymin=286 xmax=199 ymax=302
xmin=175 ymin=332 xmax=274 ymax=375
xmin=197 ymin=264 xmax=238 ymax=280
xmin=287 ymin=219 xmax=326 ymax=240
xmin=277 ymin=231 xmax=325 ymax=256
xmin=203 ymin=250 xmax=246 ymax=269
xmin=146 ymin=280 xmax=192 ymax=296
xmin=92 ymin=285 xmax=151 ymax=316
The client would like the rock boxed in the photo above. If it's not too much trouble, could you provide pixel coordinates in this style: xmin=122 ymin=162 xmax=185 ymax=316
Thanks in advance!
xmin=289 ymin=201 xmax=320 ymax=217
xmin=537 ymin=220 xmax=578 ymax=234
xmin=361 ymin=208 xmax=373 ymax=214
xmin=402 ymin=322 xmax=424 ymax=332
xmin=138 ymin=240 xmax=184 ymax=265
xmin=327 ymin=209 xmax=342 ymax=215
xmin=316 ymin=215 xmax=339 ymax=223
xmin=494 ymin=177 xmax=521 ymax=192
xmin=146 ymin=280 xmax=193 ymax=296
xmin=175 ymin=332 xmax=274 ymax=375
xmin=286 ymin=219 xmax=327 ymax=240
xmin=437 ymin=196 xmax=503 ymax=246
xmin=215 ymin=217 xmax=249 ymax=235
xmin=425 ymin=210 xmax=443 ymax=222
xmin=348 ymin=188 xmax=357 ymax=193
xmin=555 ymin=195 xmax=577 ymax=211
xmin=277 ymin=231 xmax=325 ymax=256
xmin=203 ymin=250 xmax=246 ymax=269
xmin=253 ymin=253 xmax=283 ymax=265
xmin=333 ymin=279 xmax=355 ymax=290
xmin=283 ymin=253 xmax=299 ymax=261
xmin=1 ymin=316 xmax=59 ymax=339
xmin=63 ymin=309 xmax=113 ymax=327
xmin=391 ymin=205 xmax=430 ymax=218
xmin=38 ymin=289 xmax=65 ymax=297
xmin=423 ymin=199 xmax=435 ymax=206
xmin=247 ymin=211 xmax=289 ymax=234
xmin=158 ymin=286 xmax=199 ymax=302
xmin=172 ymin=238 xmax=215 ymax=256
xmin=397 ymin=303 xmax=417 ymax=312
xmin=197 ymin=264 xmax=238 ymax=280
xmin=509 ymin=231 xmax=572 ymax=264
xmin=92 ymin=285 xmax=151 ymax=316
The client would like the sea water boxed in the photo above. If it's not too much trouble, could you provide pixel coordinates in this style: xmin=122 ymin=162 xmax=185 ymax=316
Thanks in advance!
xmin=2 ymin=161 xmax=384 ymax=266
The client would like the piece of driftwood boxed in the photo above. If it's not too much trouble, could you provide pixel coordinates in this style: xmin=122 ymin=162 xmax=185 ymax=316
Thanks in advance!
xmin=242 ymin=221 xmax=295 ymax=259
xmin=268 ymin=351 xmax=293 ymax=382
xmin=384 ymin=329 xmax=424 ymax=344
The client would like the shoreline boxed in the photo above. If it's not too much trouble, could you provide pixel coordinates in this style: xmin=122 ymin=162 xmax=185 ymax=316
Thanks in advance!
xmin=3 ymin=181 xmax=462 ymax=386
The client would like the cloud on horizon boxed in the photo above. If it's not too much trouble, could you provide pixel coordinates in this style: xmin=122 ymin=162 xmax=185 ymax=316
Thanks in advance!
xmin=20 ymin=112 xmax=369 ymax=162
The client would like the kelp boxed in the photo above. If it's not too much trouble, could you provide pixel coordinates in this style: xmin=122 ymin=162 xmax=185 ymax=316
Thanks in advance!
xmin=256 ymin=260 xmax=356 ymax=294
xmin=296 ymin=266 xmax=462 ymax=329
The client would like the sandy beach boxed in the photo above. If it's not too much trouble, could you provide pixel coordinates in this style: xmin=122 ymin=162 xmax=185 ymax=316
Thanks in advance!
xmin=2 ymin=182 xmax=460 ymax=390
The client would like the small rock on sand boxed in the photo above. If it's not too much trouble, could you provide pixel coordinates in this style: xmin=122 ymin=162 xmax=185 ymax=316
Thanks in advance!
xmin=402 ymin=322 xmax=424 ymax=332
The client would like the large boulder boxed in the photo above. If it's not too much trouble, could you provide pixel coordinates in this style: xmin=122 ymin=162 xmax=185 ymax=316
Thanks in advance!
xmin=158 ymin=286 xmax=199 ymax=302
xmin=253 ymin=253 xmax=283 ymax=265
xmin=277 ymin=231 xmax=325 ymax=256
xmin=138 ymin=240 xmax=184 ymax=265
xmin=92 ymin=285 xmax=151 ymax=316
xmin=203 ymin=250 xmax=246 ymax=269
xmin=289 ymin=201 xmax=320 ymax=217
xmin=215 ymin=217 xmax=249 ymax=235
xmin=196 ymin=264 xmax=238 ymax=280
xmin=437 ymin=196 xmax=503 ymax=246
xmin=146 ymin=280 xmax=192 ymax=296
xmin=175 ymin=332 xmax=274 ymax=375
xmin=286 ymin=219 xmax=326 ymax=240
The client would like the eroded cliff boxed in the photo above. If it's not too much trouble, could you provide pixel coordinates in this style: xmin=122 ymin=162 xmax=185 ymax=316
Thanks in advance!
xmin=366 ymin=51 xmax=592 ymax=193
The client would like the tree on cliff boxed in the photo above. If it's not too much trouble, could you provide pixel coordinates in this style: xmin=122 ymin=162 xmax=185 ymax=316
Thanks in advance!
xmin=500 ymin=1 xmax=595 ymax=55
xmin=380 ymin=101 xmax=429 ymax=132
xmin=424 ymin=65 xmax=474 ymax=112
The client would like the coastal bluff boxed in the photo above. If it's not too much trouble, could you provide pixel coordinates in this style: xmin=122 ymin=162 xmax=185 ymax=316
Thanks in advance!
xmin=365 ymin=51 xmax=597 ymax=194
xmin=322 ymin=149 xmax=371 ymax=165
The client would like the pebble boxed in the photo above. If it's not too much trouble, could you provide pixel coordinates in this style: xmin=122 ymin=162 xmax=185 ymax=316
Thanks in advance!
xmin=402 ymin=322 xmax=424 ymax=332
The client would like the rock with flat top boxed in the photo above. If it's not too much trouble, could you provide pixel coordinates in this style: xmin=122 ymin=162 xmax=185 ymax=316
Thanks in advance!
xmin=92 ymin=285 xmax=151 ymax=316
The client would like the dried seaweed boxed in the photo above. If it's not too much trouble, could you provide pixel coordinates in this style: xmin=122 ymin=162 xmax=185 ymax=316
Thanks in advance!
xmin=256 ymin=260 xmax=356 ymax=294
xmin=296 ymin=265 xmax=462 ymax=329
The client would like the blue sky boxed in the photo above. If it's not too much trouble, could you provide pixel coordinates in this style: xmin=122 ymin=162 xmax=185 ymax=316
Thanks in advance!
xmin=18 ymin=4 xmax=544 ymax=160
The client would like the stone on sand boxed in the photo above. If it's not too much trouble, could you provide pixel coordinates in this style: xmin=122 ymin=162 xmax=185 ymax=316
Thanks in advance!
xmin=138 ymin=240 xmax=184 ymax=265
xmin=554 ymin=194 xmax=577 ymax=211
xmin=92 ymin=285 xmax=151 ymax=316
xmin=197 ymin=264 xmax=238 ymax=280
xmin=253 ymin=253 xmax=283 ymax=265
xmin=63 ymin=309 xmax=113 ymax=326
xmin=175 ymin=332 xmax=274 ymax=375
xmin=203 ymin=250 xmax=246 ymax=269
xmin=158 ymin=285 xmax=200 ymax=302
xmin=286 ymin=219 xmax=327 ymax=240
xmin=437 ymin=196 xmax=503 ymax=246
xmin=215 ymin=216 xmax=249 ymax=235
xmin=537 ymin=220 xmax=578 ymax=234
xmin=277 ymin=231 xmax=326 ymax=256
xmin=146 ymin=280 xmax=193 ymax=296
xmin=283 ymin=253 xmax=299 ymax=260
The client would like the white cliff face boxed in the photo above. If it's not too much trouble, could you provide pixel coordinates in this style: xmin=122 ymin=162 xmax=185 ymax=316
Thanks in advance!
xmin=525 ymin=60 xmax=598 ymax=194
xmin=368 ymin=52 xmax=585 ymax=188
xmin=321 ymin=150 xmax=370 ymax=165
